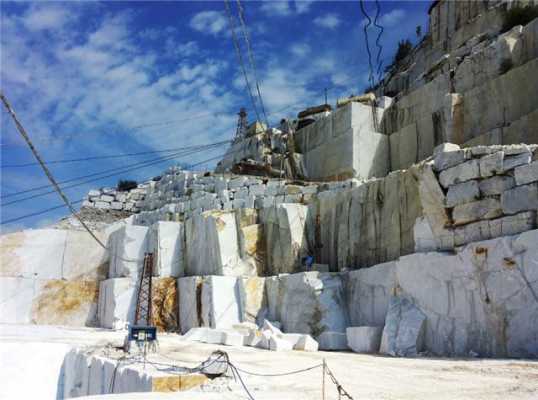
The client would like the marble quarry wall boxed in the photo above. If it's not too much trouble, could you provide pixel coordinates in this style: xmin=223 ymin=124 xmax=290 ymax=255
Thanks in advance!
xmin=381 ymin=7 xmax=538 ymax=171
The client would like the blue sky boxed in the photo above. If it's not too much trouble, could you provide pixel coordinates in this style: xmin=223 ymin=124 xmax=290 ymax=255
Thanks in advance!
xmin=0 ymin=0 xmax=430 ymax=231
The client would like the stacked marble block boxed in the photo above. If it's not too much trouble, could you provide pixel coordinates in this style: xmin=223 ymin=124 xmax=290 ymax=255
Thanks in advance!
xmin=132 ymin=166 xmax=358 ymax=226
xmin=415 ymin=143 xmax=538 ymax=251
xmin=83 ymin=185 xmax=148 ymax=212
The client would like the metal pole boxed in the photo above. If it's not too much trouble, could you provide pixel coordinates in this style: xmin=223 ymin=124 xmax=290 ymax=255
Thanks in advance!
xmin=322 ymin=358 xmax=326 ymax=400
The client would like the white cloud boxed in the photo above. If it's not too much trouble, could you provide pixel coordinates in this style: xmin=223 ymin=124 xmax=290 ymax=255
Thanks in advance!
xmin=313 ymin=13 xmax=341 ymax=29
xmin=379 ymin=9 xmax=406 ymax=27
xmin=295 ymin=0 xmax=314 ymax=14
xmin=290 ymin=43 xmax=310 ymax=57
xmin=189 ymin=10 xmax=227 ymax=36
xmin=260 ymin=1 xmax=292 ymax=17
xmin=22 ymin=4 xmax=71 ymax=31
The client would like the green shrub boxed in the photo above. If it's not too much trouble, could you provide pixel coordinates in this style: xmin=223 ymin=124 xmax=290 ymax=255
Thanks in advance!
xmin=117 ymin=179 xmax=138 ymax=191
xmin=385 ymin=39 xmax=413 ymax=72
xmin=502 ymin=5 xmax=538 ymax=33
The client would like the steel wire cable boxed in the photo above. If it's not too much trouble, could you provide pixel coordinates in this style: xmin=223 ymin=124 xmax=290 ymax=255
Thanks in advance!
xmin=1 ymin=141 xmax=230 ymax=199
xmin=236 ymin=0 xmax=269 ymax=126
xmin=1 ymin=144 xmax=225 ymax=206
xmin=1 ymin=144 xmax=221 ymax=168
xmin=223 ymin=0 xmax=262 ymax=123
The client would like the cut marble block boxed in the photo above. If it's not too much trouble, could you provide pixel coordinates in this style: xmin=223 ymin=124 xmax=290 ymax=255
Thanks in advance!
xmin=201 ymin=276 xmax=242 ymax=329
xmin=185 ymin=210 xmax=242 ymax=276
xmin=99 ymin=277 xmax=177 ymax=331
xmin=295 ymin=335 xmax=319 ymax=351
xmin=0 ymin=277 xmax=98 ymax=326
xmin=346 ymin=326 xmax=383 ymax=353
xmin=98 ymin=278 xmax=136 ymax=329
xmin=317 ymin=331 xmax=348 ymax=350
xmin=274 ymin=272 xmax=348 ymax=337
xmin=109 ymin=225 xmax=149 ymax=278
xmin=269 ymin=336 xmax=293 ymax=351
xmin=263 ymin=204 xmax=313 ymax=274
xmin=149 ymin=221 xmax=184 ymax=277
xmin=238 ymin=276 xmax=266 ymax=325
xmin=0 ymin=229 xmax=107 ymax=280
xmin=380 ymin=296 xmax=426 ymax=357
xmin=178 ymin=276 xmax=205 ymax=334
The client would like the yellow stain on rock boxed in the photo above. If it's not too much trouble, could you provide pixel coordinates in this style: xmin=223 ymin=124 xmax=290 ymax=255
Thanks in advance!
xmin=32 ymin=280 xmax=98 ymax=325
xmin=152 ymin=278 xmax=179 ymax=332
xmin=242 ymin=276 xmax=265 ymax=322
xmin=152 ymin=373 xmax=208 ymax=392
xmin=0 ymin=231 xmax=25 ymax=276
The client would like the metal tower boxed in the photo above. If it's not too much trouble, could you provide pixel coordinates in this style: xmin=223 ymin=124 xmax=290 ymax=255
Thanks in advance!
xmin=235 ymin=107 xmax=248 ymax=140
xmin=134 ymin=252 xmax=154 ymax=326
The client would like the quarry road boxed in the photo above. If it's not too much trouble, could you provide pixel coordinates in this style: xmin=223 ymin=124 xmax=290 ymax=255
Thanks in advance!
xmin=1 ymin=325 xmax=537 ymax=400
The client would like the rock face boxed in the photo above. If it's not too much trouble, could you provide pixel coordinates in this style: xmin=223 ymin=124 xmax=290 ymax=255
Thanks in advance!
xmin=345 ymin=262 xmax=397 ymax=327
xmin=350 ymin=230 xmax=538 ymax=357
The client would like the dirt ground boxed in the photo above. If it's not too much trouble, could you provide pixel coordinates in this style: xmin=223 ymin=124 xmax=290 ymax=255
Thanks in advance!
xmin=2 ymin=325 xmax=537 ymax=400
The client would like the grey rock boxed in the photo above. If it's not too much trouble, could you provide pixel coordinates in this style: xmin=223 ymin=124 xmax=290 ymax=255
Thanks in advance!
xmin=503 ymin=151 xmax=532 ymax=171
xmin=439 ymin=159 xmax=480 ymax=188
xmin=479 ymin=176 xmax=515 ymax=196
xmin=479 ymin=151 xmax=504 ymax=177
xmin=452 ymin=198 xmax=503 ymax=226
xmin=433 ymin=147 xmax=465 ymax=171
xmin=346 ymin=326 xmax=383 ymax=353
xmin=445 ymin=181 xmax=480 ymax=207
xmin=379 ymin=295 xmax=426 ymax=357
xmin=514 ymin=161 xmax=538 ymax=186
xmin=317 ymin=331 xmax=348 ymax=350
xmin=501 ymin=184 xmax=538 ymax=215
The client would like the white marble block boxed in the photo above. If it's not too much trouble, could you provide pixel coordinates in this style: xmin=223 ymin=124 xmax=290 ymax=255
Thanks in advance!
xmin=149 ymin=221 xmax=184 ymax=277
xmin=201 ymin=276 xmax=242 ymax=329
xmin=98 ymin=278 xmax=136 ymax=329
xmin=346 ymin=326 xmax=383 ymax=353
xmin=109 ymin=226 xmax=149 ymax=278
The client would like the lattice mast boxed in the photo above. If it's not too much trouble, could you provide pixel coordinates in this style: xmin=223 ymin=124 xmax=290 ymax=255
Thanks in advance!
xmin=235 ymin=107 xmax=248 ymax=140
xmin=134 ymin=252 xmax=154 ymax=326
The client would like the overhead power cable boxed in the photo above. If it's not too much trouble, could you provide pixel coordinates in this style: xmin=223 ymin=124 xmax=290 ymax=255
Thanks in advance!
xmin=1 ymin=199 xmax=85 ymax=225
xmin=0 ymin=149 xmax=228 ymax=225
xmin=236 ymin=0 xmax=269 ymax=126
xmin=1 ymin=144 xmax=225 ymax=168
xmin=1 ymin=92 xmax=107 ymax=249
xmin=1 ymin=143 xmax=226 ymax=206
xmin=1 ymin=141 xmax=230 ymax=199
xmin=223 ymin=0 xmax=262 ymax=124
